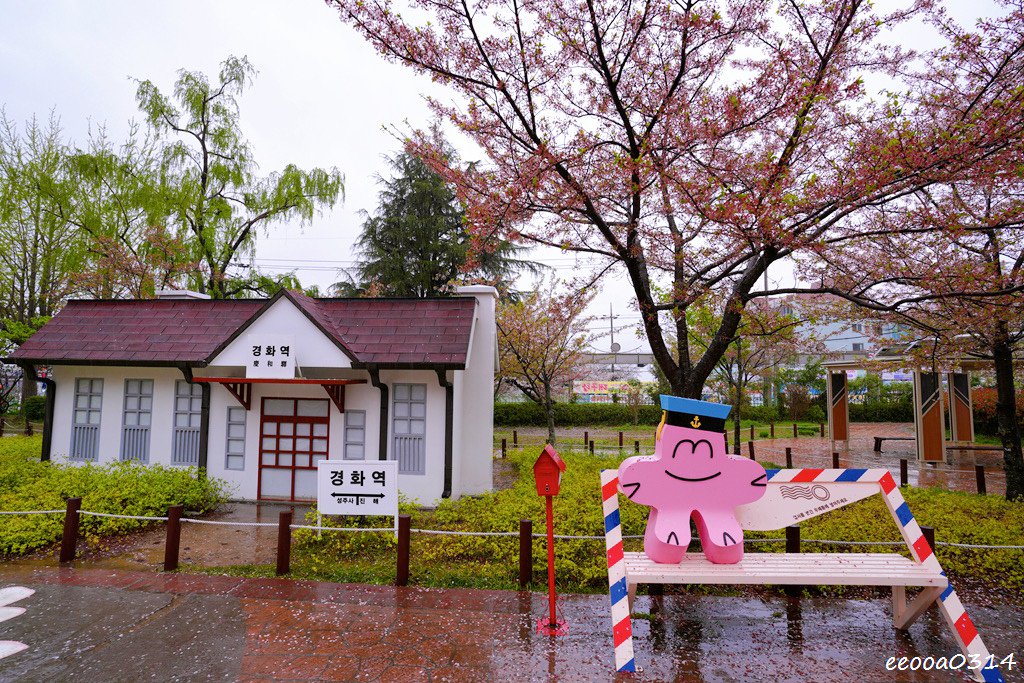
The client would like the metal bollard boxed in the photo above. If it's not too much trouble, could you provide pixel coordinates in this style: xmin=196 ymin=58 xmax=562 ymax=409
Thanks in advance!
xmin=519 ymin=519 xmax=533 ymax=589
xmin=276 ymin=510 xmax=292 ymax=576
xmin=819 ymin=423 xmax=825 ymax=437
xmin=634 ymin=440 xmax=640 ymax=454
xmin=513 ymin=430 xmax=518 ymax=447
xmin=749 ymin=425 xmax=755 ymax=440
xmin=747 ymin=441 xmax=755 ymax=460
xmin=874 ymin=436 xmax=883 ymax=453
xmin=975 ymin=465 xmax=986 ymax=495
xmin=785 ymin=447 xmax=793 ymax=469
xmin=164 ymin=504 xmax=183 ymax=571
xmin=584 ymin=431 xmax=589 ymax=448
xmin=770 ymin=423 xmax=775 ymax=439
xmin=501 ymin=438 xmax=507 ymax=458
xmin=589 ymin=440 xmax=595 ymax=455
xmin=396 ymin=514 xmax=411 ymax=586
xmin=793 ymin=423 xmax=798 ymax=438
xmin=59 ymin=497 xmax=82 ymax=563
xmin=900 ymin=459 xmax=908 ymax=487
xmin=619 ymin=431 xmax=624 ymax=449
xmin=832 ymin=452 xmax=840 ymax=468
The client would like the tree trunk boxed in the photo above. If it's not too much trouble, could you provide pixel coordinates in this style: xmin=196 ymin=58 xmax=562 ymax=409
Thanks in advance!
xmin=543 ymin=382 xmax=557 ymax=447
xmin=991 ymin=337 xmax=1023 ymax=501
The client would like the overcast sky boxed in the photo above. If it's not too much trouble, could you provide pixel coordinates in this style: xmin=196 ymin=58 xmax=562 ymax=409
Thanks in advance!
xmin=0 ymin=1 xmax=1005 ymax=359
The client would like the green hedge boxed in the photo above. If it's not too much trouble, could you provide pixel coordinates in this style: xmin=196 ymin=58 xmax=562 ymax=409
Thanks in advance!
xmin=849 ymin=402 xmax=913 ymax=423
xmin=0 ymin=436 xmax=227 ymax=556
xmin=495 ymin=400 xmax=913 ymax=427
xmin=494 ymin=402 xmax=663 ymax=427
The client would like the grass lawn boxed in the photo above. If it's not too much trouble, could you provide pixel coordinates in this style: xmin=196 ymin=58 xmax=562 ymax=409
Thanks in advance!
xmin=269 ymin=446 xmax=1024 ymax=594
xmin=0 ymin=435 xmax=226 ymax=556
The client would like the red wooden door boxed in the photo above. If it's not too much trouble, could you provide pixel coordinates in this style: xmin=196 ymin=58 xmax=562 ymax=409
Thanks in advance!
xmin=258 ymin=398 xmax=330 ymax=500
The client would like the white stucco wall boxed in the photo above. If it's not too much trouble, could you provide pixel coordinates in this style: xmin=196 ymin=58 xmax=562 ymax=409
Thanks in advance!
xmin=209 ymin=297 xmax=353 ymax=371
xmin=49 ymin=366 xmax=190 ymax=467
xmin=453 ymin=286 xmax=497 ymax=497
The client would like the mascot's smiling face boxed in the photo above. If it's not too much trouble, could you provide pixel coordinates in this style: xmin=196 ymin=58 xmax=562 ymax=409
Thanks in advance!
xmin=665 ymin=439 xmax=720 ymax=482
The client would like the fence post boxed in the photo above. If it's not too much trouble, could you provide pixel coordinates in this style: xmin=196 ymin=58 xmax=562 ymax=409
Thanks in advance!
xmin=785 ymin=447 xmax=793 ymax=469
xmin=785 ymin=525 xmax=801 ymax=597
xmin=899 ymin=459 xmax=908 ymax=487
xmin=634 ymin=440 xmax=640 ymax=454
xmin=770 ymin=423 xmax=775 ymax=439
xmin=583 ymin=431 xmax=589 ymax=448
xmin=59 ymin=497 xmax=82 ymax=563
xmin=747 ymin=441 xmax=755 ymax=460
xmin=749 ymin=425 xmax=755 ymax=440
xmin=819 ymin=423 xmax=825 ymax=437
xmin=163 ymin=504 xmax=183 ymax=572
xmin=396 ymin=514 xmax=411 ymax=586
xmin=874 ymin=437 xmax=883 ymax=453
xmin=589 ymin=440 xmax=595 ymax=455
xmin=832 ymin=452 xmax=840 ymax=468
xmin=501 ymin=438 xmax=507 ymax=459
xmin=975 ymin=465 xmax=986 ymax=495
xmin=276 ymin=510 xmax=292 ymax=576
xmin=519 ymin=519 xmax=533 ymax=589
xmin=513 ymin=430 xmax=518 ymax=447
xmin=793 ymin=423 xmax=798 ymax=438
xmin=618 ymin=431 xmax=624 ymax=449
xmin=921 ymin=526 xmax=935 ymax=553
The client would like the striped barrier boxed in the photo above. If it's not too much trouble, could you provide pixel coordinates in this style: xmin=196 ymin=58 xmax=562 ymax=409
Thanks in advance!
xmin=601 ymin=469 xmax=635 ymax=673
xmin=602 ymin=467 xmax=1005 ymax=683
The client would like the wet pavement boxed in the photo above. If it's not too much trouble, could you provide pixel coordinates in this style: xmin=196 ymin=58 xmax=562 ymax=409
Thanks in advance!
xmin=0 ymin=566 xmax=1020 ymax=682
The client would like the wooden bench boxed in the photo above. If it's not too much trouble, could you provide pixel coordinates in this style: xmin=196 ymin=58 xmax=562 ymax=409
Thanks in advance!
xmin=873 ymin=435 xmax=915 ymax=451
xmin=600 ymin=467 xmax=1003 ymax=682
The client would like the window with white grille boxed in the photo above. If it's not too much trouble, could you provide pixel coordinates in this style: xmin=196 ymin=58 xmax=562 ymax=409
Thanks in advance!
xmin=121 ymin=379 xmax=153 ymax=462
xmin=172 ymin=380 xmax=202 ymax=465
xmin=225 ymin=406 xmax=246 ymax=471
xmin=344 ymin=410 xmax=366 ymax=460
xmin=392 ymin=384 xmax=426 ymax=474
xmin=70 ymin=378 xmax=102 ymax=461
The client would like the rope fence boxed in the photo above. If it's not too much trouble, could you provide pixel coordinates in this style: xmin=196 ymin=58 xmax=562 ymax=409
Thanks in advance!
xmin=4 ymin=504 xmax=1022 ymax=551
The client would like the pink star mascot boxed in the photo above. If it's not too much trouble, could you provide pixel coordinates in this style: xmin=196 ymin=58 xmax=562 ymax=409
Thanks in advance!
xmin=618 ymin=395 xmax=767 ymax=564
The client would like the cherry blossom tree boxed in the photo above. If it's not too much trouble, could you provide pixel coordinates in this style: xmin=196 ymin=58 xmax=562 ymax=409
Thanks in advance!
xmin=327 ymin=0 xmax=1024 ymax=398
xmin=496 ymin=283 xmax=594 ymax=445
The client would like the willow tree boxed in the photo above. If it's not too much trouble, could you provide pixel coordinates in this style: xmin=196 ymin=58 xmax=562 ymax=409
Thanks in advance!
xmin=328 ymin=0 xmax=1024 ymax=397
xmin=134 ymin=56 xmax=344 ymax=298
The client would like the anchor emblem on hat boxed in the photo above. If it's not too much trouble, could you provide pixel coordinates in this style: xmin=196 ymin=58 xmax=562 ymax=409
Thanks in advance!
xmin=690 ymin=415 xmax=701 ymax=429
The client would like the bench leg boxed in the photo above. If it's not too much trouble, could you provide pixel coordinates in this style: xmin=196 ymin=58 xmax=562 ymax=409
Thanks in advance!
xmin=892 ymin=586 xmax=942 ymax=630
xmin=627 ymin=582 xmax=637 ymax=614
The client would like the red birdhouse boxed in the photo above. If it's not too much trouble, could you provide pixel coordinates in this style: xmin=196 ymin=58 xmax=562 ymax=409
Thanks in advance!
xmin=533 ymin=444 xmax=566 ymax=496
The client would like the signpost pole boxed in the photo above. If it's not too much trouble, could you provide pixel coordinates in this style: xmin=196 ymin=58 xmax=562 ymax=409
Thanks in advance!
xmin=546 ymin=495 xmax=556 ymax=629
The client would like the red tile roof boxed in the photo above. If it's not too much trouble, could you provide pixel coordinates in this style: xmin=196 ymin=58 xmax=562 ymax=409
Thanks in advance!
xmin=8 ymin=291 xmax=477 ymax=369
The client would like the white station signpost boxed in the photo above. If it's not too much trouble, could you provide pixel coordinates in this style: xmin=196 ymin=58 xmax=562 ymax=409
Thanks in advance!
xmin=316 ymin=460 xmax=399 ymax=533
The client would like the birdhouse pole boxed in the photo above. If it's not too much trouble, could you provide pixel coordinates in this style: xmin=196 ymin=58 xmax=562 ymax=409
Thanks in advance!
xmin=533 ymin=444 xmax=568 ymax=635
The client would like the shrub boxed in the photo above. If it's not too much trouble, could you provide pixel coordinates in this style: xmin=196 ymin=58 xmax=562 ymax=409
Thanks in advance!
xmin=22 ymin=395 xmax=46 ymax=422
xmin=0 ymin=436 xmax=227 ymax=556
xmin=805 ymin=405 xmax=826 ymax=424
xmin=972 ymin=387 xmax=1024 ymax=436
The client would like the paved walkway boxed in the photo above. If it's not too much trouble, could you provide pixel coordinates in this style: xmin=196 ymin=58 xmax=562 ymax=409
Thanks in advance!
xmin=0 ymin=567 xmax=1020 ymax=682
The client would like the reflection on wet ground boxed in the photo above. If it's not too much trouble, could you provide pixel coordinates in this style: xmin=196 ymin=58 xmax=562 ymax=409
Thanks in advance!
xmin=0 ymin=566 xmax=1020 ymax=682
